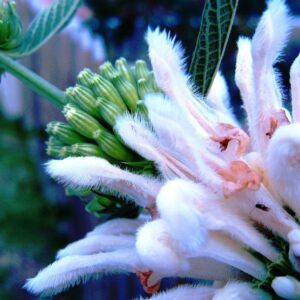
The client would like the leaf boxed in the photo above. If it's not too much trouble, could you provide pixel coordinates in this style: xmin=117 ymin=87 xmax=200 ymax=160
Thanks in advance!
xmin=7 ymin=0 xmax=82 ymax=58
xmin=189 ymin=0 xmax=239 ymax=96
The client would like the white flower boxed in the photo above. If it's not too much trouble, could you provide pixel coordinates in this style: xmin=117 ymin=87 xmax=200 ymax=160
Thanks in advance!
xmin=25 ymin=0 xmax=300 ymax=298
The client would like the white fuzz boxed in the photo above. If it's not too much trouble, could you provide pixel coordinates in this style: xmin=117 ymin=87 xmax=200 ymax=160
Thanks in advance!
xmin=290 ymin=53 xmax=300 ymax=122
xmin=252 ymin=0 xmax=291 ymax=67
xmin=116 ymin=114 xmax=198 ymax=180
xmin=213 ymin=282 xmax=271 ymax=300
xmin=24 ymin=248 xmax=142 ymax=296
xmin=86 ymin=217 xmax=148 ymax=237
xmin=146 ymin=28 xmax=219 ymax=136
xmin=46 ymin=157 xmax=161 ymax=207
xmin=145 ymin=27 xmax=187 ymax=96
xmin=56 ymin=235 xmax=135 ymax=259
xmin=138 ymin=285 xmax=216 ymax=300
xmin=196 ymin=232 xmax=267 ymax=280
xmin=251 ymin=0 xmax=291 ymax=153
xmin=135 ymin=219 xmax=190 ymax=275
xmin=157 ymin=179 xmax=278 ymax=261
xmin=156 ymin=180 xmax=208 ymax=255
xmin=235 ymin=37 xmax=257 ymax=150
xmin=272 ymin=276 xmax=300 ymax=299
xmin=266 ymin=123 xmax=300 ymax=217
xmin=207 ymin=72 xmax=237 ymax=125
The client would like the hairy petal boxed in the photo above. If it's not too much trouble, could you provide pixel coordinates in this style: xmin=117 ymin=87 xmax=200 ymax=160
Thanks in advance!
xmin=46 ymin=157 xmax=161 ymax=207
xmin=24 ymin=249 xmax=142 ymax=297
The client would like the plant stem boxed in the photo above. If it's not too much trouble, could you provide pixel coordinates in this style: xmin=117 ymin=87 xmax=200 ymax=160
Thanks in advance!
xmin=0 ymin=52 xmax=64 ymax=109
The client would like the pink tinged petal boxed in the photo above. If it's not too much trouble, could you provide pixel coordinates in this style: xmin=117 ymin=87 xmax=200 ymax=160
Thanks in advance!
xmin=290 ymin=53 xmax=300 ymax=122
xmin=24 ymin=248 xmax=143 ymax=297
xmin=157 ymin=179 xmax=279 ymax=262
xmin=56 ymin=235 xmax=135 ymax=259
xmin=115 ymin=115 xmax=198 ymax=181
xmin=251 ymin=0 xmax=292 ymax=153
xmin=209 ymin=160 xmax=261 ymax=197
xmin=46 ymin=157 xmax=161 ymax=207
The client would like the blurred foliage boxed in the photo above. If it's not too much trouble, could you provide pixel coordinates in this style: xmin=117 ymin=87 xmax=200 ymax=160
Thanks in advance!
xmin=0 ymin=115 xmax=73 ymax=299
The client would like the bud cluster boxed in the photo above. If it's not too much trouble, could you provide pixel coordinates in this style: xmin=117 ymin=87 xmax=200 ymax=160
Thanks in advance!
xmin=0 ymin=1 xmax=23 ymax=50
xmin=46 ymin=58 xmax=160 ymax=217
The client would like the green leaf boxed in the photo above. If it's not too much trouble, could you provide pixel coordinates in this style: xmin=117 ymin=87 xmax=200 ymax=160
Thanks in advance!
xmin=7 ymin=0 xmax=82 ymax=58
xmin=190 ymin=0 xmax=239 ymax=96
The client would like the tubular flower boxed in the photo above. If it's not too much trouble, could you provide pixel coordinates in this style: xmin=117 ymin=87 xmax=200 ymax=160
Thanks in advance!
xmin=25 ymin=0 xmax=300 ymax=298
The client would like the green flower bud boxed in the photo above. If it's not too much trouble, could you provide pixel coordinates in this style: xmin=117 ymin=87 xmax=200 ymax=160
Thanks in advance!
xmin=134 ymin=60 xmax=150 ymax=81
xmin=115 ymin=57 xmax=136 ymax=86
xmin=46 ymin=144 xmax=70 ymax=159
xmin=77 ymin=68 xmax=95 ymax=88
xmin=63 ymin=104 xmax=104 ymax=140
xmin=46 ymin=121 xmax=85 ymax=145
xmin=0 ymin=1 xmax=23 ymax=50
xmin=65 ymin=85 xmax=99 ymax=117
xmin=99 ymin=61 xmax=119 ymax=81
xmin=46 ymin=136 xmax=64 ymax=147
xmin=96 ymin=97 xmax=127 ymax=127
xmin=136 ymin=100 xmax=148 ymax=116
xmin=91 ymin=75 xmax=127 ymax=111
xmin=97 ymin=130 xmax=135 ymax=161
xmin=137 ymin=78 xmax=154 ymax=99
xmin=71 ymin=143 xmax=107 ymax=158
xmin=147 ymin=71 xmax=162 ymax=92
xmin=111 ymin=74 xmax=139 ymax=111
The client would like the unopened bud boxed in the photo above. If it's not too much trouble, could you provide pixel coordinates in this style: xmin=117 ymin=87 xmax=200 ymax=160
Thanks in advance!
xmin=147 ymin=71 xmax=162 ymax=92
xmin=0 ymin=1 xmax=23 ymax=50
xmin=65 ymin=85 xmax=99 ymax=117
xmin=137 ymin=78 xmax=154 ymax=99
xmin=115 ymin=57 xmax=136 ymax=86
xmin=97 ymin=130 xmax=135 ymax=161
xmin=99 ymin=61 xmax=118 ymax=81
xmin=91 ymin=75 xmax=127 ymax=111
xmin=96 ymin=97 xmax=127 ymax=127
xmin=71 ymin=143 xmax=107 ymax=158
xmin=77 ymin=68 xmax=95 ymax=88
xmin=46 ymin=144 xmax=70 ymax=159
xmin=46 ymin=121 xmax=85 ymax=145
xmin=111 ymin=74 xmax=139 ymax=111
xmin=137 ymin=100 xmax=148 ymax=116
xmin=46 ymin=136 xmax=64 ymax=147
xmin=63 ymin=104 xmax=104 ymax=140
xmin=134 ymin=60 xmax=150 ymax=80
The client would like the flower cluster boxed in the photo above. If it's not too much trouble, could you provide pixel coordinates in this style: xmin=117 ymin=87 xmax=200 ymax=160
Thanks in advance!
xmin=25 ymin=0 xmax=300 ymax=298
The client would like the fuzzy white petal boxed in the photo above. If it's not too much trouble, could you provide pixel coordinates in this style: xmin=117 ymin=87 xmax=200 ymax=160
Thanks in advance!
xmin=86 ymin=217 xmax=148 ymax=237
xmin=213 ymin=282 xmax=271 ymax=300
xmin=24 ymin=249 xmax=142 ymax=296
xmin=46 ymin=157 xmax=161 ymax=207
xmin=56 ymin=235 xmax=135 ymax=259
xmin=266 ymin=123 xmax=300 ymax=217
xmin=137 ymin=285 xmax=216 ymax=300
xmin=290 ymin=53 xmax=300 ymax=122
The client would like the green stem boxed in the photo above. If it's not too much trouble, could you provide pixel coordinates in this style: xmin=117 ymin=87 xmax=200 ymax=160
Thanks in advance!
xmin=0 ymin=52 xmax=64 ymax=109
